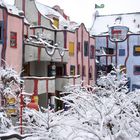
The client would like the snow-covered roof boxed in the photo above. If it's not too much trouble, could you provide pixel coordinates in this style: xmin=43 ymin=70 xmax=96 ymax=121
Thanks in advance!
xmin=90 ymin=12 xmax=140 ymax=36
xmin=0 ymin=1 xmax=24 ymax=17
xmin=35 ymin=1 xmax=79 ymax=31
xmin=35 ymin=1 xmax=69 ymax=29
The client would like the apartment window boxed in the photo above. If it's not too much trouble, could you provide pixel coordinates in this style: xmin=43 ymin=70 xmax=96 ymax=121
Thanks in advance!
xmin=0 ymin=21 xmax=4 ymax=44
xmin=69 ymin=42 xmax=74 ymax=56
xmin=134 ymin=45 xmax=140 ymax=56
xmin=119 ymin=49 xmax=125 ymax=56
xmin=53 ymin=17 xmax=59 ymax=28
xmin=82 ymin=65 xmax=86 ymax=76
xmin=134 ymin=65 xmax=140 ymax=75
xmin=78 ymin=42 xmax=80 ymax=51
xmin=10 ymin=32 xmax=17 ymax=48
xmin=84 ymin=41 xmax=89 ymax=56
xmin=70 ymin=65 xmax=75 ymax=75
xmin=105 ymin=48 xmax=114 ymax=54
xmin=90 ymin=45 xmax=95 ymax=59
xmin=77 ymin=64 xmax=80 ymax=75
xmin=89 ymin=66 xmax=93 ymax=79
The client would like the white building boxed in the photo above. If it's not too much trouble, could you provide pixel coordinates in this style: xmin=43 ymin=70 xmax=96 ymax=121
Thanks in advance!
xmin=90 ymin=12 xmax=140 ymax=90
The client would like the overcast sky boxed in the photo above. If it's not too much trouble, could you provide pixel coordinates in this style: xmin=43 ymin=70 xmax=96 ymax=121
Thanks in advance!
xmin=3 ymin=0 xmax=140 ymax=28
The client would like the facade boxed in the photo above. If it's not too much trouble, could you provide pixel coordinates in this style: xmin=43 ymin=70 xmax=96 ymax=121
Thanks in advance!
xmin=0 ymin=2 xmax=24 ymax=113
xmin=0 ymin=0 xmax=96 ymax=110
xmin=90 ymin=11 xmax=140 ymax=90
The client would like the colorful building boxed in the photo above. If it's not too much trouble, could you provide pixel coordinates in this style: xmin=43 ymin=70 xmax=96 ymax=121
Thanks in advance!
xmin=90 ymin=11 xmax=140 ymax=90
xmin=0 ymin=0 xmax=95 ymax=109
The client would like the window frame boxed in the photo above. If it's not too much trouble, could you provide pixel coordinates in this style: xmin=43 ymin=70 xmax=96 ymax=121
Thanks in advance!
xmin=10 ymin=32 xmax=17 ymax=48
xmin=133 ymin=45 xmax=140 ymax=56
xmin=70 ymin=65 xmax=75 ymax=75
xmin=134 ymin=65 xmax=140 ymax=75
xmin=84 ymin=41 xmax=89 ymax=56
xmin=119 ymin=49 xmax=125 ymax=56
xmin=69 ymin=42 xmax=74 ymax=56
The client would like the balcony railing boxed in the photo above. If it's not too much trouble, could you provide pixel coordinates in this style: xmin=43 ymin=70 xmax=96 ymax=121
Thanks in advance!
xmin=55 ymin=75 xmax=81 ymax=91
xmin=22 ymin=75 xmax=81 ymax=94
xmin=24 ymin=43 xmax=68 ymax=63
xmin=22 ymin=76 xmax=56 ymax=95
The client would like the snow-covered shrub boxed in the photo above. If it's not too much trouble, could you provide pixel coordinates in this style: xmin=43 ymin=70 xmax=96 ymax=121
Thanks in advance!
xmin=0 ymin=66 xmax=23 ymax=98
xmin=59 ymin=68 xmax=140 ymax=140
xmin=0 ymin=66 xmax=23 ymax=134
xmin=0 ymin=111 xmax=13 ymax=133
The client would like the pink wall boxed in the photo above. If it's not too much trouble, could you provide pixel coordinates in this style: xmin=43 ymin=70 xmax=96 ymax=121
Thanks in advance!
xmin=5 ymin=15 xmax=23 ymax=73
xmin=66 ymin=24 xmax=95 ymax=85
xmin=66 ymin=31 xmax=77 ymax=75
xmin=0 ymin=9 xmax=3 ymax=20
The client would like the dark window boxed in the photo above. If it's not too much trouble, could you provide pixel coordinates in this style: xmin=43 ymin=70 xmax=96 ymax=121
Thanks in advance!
xmin=78 ymin=42 xmax=80 ymax=51
xmin=77 ymin=64 xmax=80 ymax=75
xmin=90 ymin=45 xmax=95 ymax=59
xmin=133 ymin=45 xmax=140 ymax=56
xmin=89 ymin=66 xmax=93 ymax=79
xmin=70 ymin=65 xmax=75 ymax=75
xmin=84 ymin=41 xmax=89 ymax=56
xmin=0 ymin=21 xmax=4 ymax=44
xmin=105 ymin=48 xmax=114 ymax=54
xmin=119 ymin=49 xmax=125 ymax=56
xmin=134 ymin=65 xmax=140 ymax=75
xmin=10 ymin=32 xmax=17 ymax=48
xmin=82 ymin=65 xmax=86 ymax=76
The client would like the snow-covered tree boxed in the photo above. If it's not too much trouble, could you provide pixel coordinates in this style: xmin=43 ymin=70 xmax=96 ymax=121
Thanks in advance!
xmin=0 ymin=66 xmax=23 ymax=135
xmin=58 ymin=68 xmax=140 ymax=140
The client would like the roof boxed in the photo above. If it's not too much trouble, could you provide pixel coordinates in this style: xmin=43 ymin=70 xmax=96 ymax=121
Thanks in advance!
xmin=0 ymin=0 xmax=24 ymax=17
xmin=35 ymin=1 xmax=69 ymax=29
xmin=35 ymin=1 xmax=79 ymax=31
xmin=90 ymin=12 xmax=140 ymax=36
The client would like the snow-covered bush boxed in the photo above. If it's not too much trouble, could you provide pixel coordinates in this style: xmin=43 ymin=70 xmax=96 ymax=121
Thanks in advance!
xmin=0 ymin=66 xmax=23 ymax=98
xmin=0 ymin=66 xmax=23 ymax=134
xmin=59 ymin=68 xmax=140 ymax=140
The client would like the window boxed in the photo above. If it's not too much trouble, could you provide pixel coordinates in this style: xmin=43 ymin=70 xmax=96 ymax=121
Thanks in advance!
xmin=84 ymin=41 xmax=89 ymax=56
xmin=78 ymin=42 xmax=80 ymax=51
xmin=89 ymin=66 xmax=93 ymax=79
xmin=53 ymin=18 xmax=59 ymax=28
xmin=82 ymin=65 xmax=86 ymax=76
xmin=69 ymin=42 xmax=74 ymax=56
xmin=90 ymin=45 xmax=95 ymax=59
xmin=134 ymin=65 xmax=140 ymax=75
xmin=134 ymin=45 xmax=140 ymax=56
xmin=10 ymin=32 xmax=17 ymax=48
xmin=0 ymin=21 xmax=4 ymax=44
xmin=77 ymin=64 xmax=80 ymax=75
xmin=119 ymin=49 xmax=125 ymax=56
xmin=105 ymin=48 xmax=114 ymax=54
xmin=70 ymin=65 xmax=75 ymax=75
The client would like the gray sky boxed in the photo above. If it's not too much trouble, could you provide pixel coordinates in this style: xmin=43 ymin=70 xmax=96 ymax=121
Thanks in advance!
xmin=4 ymin=0 xmax=140 ymax=28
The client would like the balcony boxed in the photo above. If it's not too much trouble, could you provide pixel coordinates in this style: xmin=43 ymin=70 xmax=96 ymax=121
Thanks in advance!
xmin=24 ymin=44 xmax=68 ymax=63
xmin=24 ymin=36 xmax=68 ymax=63
xmin=22 ymin=76 xmax=56 ymax=95
xmin=55 ymin=75 xmax=81 ymax=91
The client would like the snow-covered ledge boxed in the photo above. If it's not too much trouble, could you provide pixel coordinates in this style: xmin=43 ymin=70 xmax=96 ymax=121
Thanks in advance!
xmin=55 ymin=75 xmax=81 ymax=91
xmin=22 ymin=76 xmax=55 ymax=94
